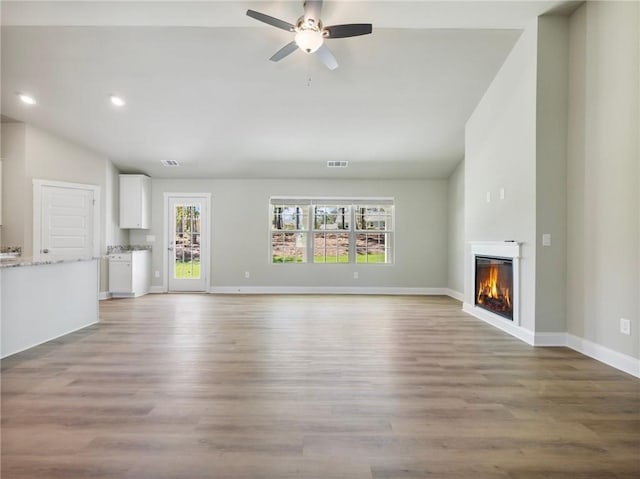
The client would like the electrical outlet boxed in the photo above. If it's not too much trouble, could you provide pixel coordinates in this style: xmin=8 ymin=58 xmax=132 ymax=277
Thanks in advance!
xmin=146 ymin=235 xmax=156 ymax=243
xmin=353 ymin=272 xmax=359 ymax=279
xmin=244 ymin=271 xmax=250 ymax=279
xmin=154 ymin=270 xmax=160 ymax=278
xmin=620 ymin=318 xmax=631 ymax=335
xmin=542 ymin=234 xmax=551 ymax=246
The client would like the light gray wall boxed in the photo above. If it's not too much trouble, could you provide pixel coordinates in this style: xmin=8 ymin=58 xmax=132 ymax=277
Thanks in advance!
xmin=0 ymin=122 xmax=124 ymax=293
xmin=447 ymin=159 xmax=465 ymax=295
xmin=465 ymin=22 xmax=539 ymax=333
xmin=130 ymin=178 xmax=449 ymax=290
xmin=534 ymin=16 xmax=569 ymax=333
xmin=567 ymin=2 xmax=639 ymax=358
xmin=1 ymin=122 xmax=27 ymax=249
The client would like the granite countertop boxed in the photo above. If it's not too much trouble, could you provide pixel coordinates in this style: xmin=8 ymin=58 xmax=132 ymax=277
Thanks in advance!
xmin=107 ymin=245 xmax=152 ymax=254
xmin=0 ymin=255 xmax=99 ymax=269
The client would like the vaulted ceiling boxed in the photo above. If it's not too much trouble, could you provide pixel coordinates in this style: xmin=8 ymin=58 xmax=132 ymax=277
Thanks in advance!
xmin=0 ymin=1 xmax=575 ymax=179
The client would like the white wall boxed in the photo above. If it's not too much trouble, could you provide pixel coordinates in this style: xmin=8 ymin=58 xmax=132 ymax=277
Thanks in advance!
xmin=0 ymin=122 xmax=124 ymax=293
xmin=0 ymin=122 xmax=27 ymax=249
xmin=567 ymin=1 xmax=639 ymax=359
xmin=130 ymin=178 xmax=449 ymax=291
xmin=447 ymin=159 xmax=465 ymax=296
xmin=465 ymin=23 xmax=539 ymax=333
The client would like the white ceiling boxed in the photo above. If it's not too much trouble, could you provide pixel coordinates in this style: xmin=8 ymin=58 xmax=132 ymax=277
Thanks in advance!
xmin=0 ymin=1 xmax=575 ymax=179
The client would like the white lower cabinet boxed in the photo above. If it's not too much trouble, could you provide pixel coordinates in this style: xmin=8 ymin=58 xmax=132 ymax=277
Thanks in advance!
xmin=108 ymin=250 xmax=151 ymax=297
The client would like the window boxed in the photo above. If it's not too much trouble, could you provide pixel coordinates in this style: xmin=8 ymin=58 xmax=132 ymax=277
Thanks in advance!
xmin=270 ymin=198 xmax=394 ymax=264
xmin=270 ymin=202 xmax=309 ymax=263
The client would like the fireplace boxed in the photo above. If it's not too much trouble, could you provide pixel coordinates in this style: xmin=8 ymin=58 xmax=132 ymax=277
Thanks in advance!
xmin=475 ymin=256 xmax=513 ymax=320
xmin=464 ymin=241 xmax=521 ymax=327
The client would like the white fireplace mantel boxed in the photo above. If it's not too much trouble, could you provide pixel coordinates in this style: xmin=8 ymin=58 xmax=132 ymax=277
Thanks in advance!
xmin=464 ymin=241 xmax=523 ymax=338
xmin=470 ymin=241 xmax=521 ymax=259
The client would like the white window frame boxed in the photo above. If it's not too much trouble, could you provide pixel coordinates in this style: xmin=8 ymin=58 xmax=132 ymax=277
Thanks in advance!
xmin=269 ymin=197 xmax=394 ymax=265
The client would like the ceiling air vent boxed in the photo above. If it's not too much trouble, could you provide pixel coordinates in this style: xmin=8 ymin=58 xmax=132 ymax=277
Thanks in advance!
xmin=161 ymin=160 xmax=180 ymax=167
xmin=327 ymin=160 xmax=348 ymax=168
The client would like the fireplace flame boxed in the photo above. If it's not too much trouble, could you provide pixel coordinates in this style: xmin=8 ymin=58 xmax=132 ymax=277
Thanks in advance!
xmin=477 ymin=265 xmax=511 ymax=308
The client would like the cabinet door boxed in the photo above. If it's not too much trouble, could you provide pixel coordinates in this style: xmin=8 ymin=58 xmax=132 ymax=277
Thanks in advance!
xmin=109 ymin=261 xmax=132 ymax=292
xmin=119 ymin=176 xmax=142 ymax=228
xmin=119 ymin=175 xmax=151 ymax=229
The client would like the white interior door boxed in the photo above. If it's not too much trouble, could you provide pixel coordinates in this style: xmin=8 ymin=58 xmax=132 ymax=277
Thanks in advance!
xmin=167 ymin=195 xmax=209 ymax=292
xmin=39 ymin=184 xmax=95 ymax=258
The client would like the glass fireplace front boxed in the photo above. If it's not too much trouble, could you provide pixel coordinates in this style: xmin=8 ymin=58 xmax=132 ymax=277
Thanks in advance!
xmin=475 ymin=256 xmax=513 ymax=320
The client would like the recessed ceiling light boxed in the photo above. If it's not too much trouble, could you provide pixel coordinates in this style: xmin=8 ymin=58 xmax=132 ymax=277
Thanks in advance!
xmin=109 ymin=95 xmax=126 ymax=107
xmin=17 ymin=93 xmax=36 ymax=105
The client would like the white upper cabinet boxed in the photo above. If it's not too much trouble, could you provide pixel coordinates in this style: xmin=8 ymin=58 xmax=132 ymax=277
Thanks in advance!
xmin=119 ymin=174 xmax=151 ymax=229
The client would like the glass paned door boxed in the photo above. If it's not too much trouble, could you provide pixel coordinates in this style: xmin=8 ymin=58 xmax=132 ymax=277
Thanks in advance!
xmin=168 ymin=196 xmax=209 ymax=292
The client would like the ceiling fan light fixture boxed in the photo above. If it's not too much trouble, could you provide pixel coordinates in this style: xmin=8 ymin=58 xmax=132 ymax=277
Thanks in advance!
xmin=295 ymin=29 xmax=323 ymax=53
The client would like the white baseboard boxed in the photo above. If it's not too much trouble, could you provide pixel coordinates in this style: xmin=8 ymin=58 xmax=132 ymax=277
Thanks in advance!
xmin=98 ymin=291 xmax=111 ymax=300
xmin=566 ymin=334 xmax=640 ymax=378
xmin=444 ymin=288 xmax=464 ymax=302
xmin=461 ymin=305 xmax=640 ymax=378
xmin=462 ymin=302 xmax=535 ymax=345
xmin=149 ymin=286 xmax=166 ymax=294
xmin=209 ymin=286 xmax=447 ymax=295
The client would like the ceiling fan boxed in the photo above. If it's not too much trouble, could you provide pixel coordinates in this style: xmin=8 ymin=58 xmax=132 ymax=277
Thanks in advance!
xmin=246 ymin=0 xmax=372 ymax=70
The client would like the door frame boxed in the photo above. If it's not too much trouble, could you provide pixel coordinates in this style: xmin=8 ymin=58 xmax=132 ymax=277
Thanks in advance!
xmin=162 ymin=192 xmax=211 ymax=293
xmin=33 ymin=179 xmax=101 ymax=259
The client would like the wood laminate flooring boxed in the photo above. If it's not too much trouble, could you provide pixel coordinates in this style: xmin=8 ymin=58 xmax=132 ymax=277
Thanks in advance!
xmin=2 ymin=294 xmax=639 ymax=478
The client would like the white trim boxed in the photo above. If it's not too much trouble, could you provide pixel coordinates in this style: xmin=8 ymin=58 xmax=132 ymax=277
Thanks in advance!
xmin=209 ymin=286 xmax=447 ymax=295
xmin=270 ymin=196 xmax=395 ymax=204
xmin=463 ymin=302 xmax=535 ymax=345
xmin=445 ymin=288 xmax=464 ymax=302
xmin=461 ymin=308 xmax=640 ymax=378
xmin=33 ymin=179 xmax=101 ymax=260
xmin=470 ymin=241 xmax=521 ymax=259
xmin=99 ymin=291 xmax=111 ymax=300
xmin=567 ymin=334 xmax=640 ymax=378
xmin=149 ymin=286 xmax=165 ymax=294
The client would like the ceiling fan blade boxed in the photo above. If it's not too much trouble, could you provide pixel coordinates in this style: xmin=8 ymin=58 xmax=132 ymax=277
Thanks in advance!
xmin=316 ymin=44 xmax=338 ymax=70
xmin=303 ymin=0 xmax=323 ymax=21
xmin=246 ymin=10 xmax=295 ymax=32
xmin=270 ymin=41 xmax=299 ymax=62
xmin=324 ymin=23 xmax=372 ymax=39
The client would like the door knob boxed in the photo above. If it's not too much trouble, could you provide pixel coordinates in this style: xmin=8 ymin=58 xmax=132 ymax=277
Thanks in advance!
xmin=42 ymin=248 xmax=49 ymax=254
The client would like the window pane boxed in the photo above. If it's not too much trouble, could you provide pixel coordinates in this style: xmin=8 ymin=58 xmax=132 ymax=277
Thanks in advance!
xmin=314 ymin=233 xmax=349 ymax=263
xmin=272 ymin=232 xmax=307 ymax=263
xmin=355 ymin=206 xmax=392 ymax=231
xmin=314 ymin=205 xmax=350 ymax=230
xmin=174 ymin=205 xmax=201 ymax=278
xmin=356 ymin=233 xmax=390 ymax=263
xmin=272 ymin=205 xmax=307 ymax=231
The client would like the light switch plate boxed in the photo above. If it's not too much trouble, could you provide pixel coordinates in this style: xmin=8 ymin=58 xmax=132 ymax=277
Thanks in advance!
xmin=146 ymin=235 xmax=156 ymax=243
xmin=542 ymin=234 xmax=551 ymax=246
